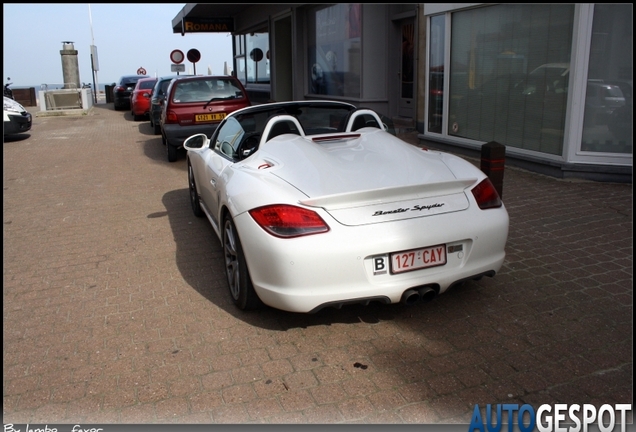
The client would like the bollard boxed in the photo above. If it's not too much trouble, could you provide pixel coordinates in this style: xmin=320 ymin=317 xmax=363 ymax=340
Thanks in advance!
xmin=480 ymin=141 xmax=505 ymax=199
xmin=105 ymin=84 xmax=115 ymax=103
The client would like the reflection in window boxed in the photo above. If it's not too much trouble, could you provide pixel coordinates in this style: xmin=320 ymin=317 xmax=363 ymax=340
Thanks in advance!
xmin=581 ymin=4 xmax=632 ymax=154
xmin=428 ymin=15 xmax=444 ymax=134
xmin=246 ymin=30 xmax=270 ymax=84
xmin=402 ymin=22 xmax=415 ymax=99
xmin=307 ymin=4 xmax=361 ymax=98
xmin=234 ymin=30 xmax=270 ymax=85
xmin=234 ymin=34 xmax=246 ymax=84
xmin=448 ymin=4 xmax=574 ymax=155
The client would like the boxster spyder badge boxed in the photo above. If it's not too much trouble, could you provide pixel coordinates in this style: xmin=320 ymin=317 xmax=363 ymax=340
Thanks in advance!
xmin=373 ymin=202 xmax=444 ymax=216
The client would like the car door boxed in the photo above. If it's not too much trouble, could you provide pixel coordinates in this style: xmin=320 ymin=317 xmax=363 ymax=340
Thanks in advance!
xmin=199 ymin=118 xmax=244 ymax=228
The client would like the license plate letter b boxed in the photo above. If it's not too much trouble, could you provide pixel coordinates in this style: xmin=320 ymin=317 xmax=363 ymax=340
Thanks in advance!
xmin=373 ymin=255 xmax=388 ymax=275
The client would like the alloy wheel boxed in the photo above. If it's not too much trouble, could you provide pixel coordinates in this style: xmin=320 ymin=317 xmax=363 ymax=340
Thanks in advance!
xmin=223 ymin=219 xmax=241 ymax=301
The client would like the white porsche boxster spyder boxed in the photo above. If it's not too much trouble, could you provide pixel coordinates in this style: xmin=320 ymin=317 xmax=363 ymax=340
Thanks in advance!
xmin=183 ymin=101 xmax=509 ymax=313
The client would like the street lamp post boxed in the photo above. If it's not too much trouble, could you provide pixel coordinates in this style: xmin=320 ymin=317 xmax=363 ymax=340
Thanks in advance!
xmin=88 ymin=4 xmax=99 ymax=103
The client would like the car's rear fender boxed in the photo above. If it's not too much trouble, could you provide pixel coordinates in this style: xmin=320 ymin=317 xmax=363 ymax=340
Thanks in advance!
xmin=218 ymin=165 xmax=310 ymax=220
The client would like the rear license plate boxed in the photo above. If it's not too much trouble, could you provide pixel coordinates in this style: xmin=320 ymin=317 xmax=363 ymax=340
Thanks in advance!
xmin=390 ymin=244 xmax=446 ymax=274
xmin=195 ymin=113 xmax=226 ymax=123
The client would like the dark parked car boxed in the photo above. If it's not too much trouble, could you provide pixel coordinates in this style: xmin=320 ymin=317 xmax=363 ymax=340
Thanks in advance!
xmin=149 ymin=75 xmax=193 ymax=135
xmin=160 ymin=75 xmax=250 ymax=162
xmin=130 ymin=77 xmax=157 ymax=121
xmin=112 ymin=75 xmax=149 ymax=111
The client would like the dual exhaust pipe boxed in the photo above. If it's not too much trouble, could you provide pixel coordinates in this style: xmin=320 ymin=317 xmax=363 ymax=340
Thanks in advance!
xmin=401 ymin=286 xmax=437 ymax=305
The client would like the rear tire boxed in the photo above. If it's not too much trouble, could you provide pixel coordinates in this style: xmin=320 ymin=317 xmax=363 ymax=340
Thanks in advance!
xmin=223 ymin=214 xmax=262 ymax=310
xmin=188 ymin=161 xmax=204 ymax=218
xmin=167 ymin=142 xmax=178 ymax=162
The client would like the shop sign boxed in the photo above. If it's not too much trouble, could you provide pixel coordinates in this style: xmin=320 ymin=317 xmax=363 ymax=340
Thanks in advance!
xmin=183 ymin=18 xmax=234 ymax=33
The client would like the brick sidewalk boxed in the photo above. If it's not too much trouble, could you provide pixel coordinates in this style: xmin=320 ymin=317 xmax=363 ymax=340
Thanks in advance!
xmin=3 ymin=104 xmax=633 ymax=424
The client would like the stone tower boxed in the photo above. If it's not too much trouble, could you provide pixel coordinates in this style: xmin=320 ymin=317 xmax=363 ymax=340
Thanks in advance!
xmin=60 ymin=41 xmax=81 ymax=89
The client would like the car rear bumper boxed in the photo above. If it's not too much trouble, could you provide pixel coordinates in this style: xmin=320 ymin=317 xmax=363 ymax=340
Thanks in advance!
xmin=162 ymin=123 xmax=220 ymax=148
xmin=132 ymin=103 xmax=150 ymax=116
xmin=113 ymin=94 xmax=131 ymax=107
xmin=233 ymin=205 xmax=509 ymax=313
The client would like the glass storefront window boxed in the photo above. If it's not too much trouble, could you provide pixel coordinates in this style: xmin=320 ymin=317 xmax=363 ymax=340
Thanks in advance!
xmin=234 ymin=30 xmax=270 ymax=85
xmin=246 ymin=29 xmax=270 ymax=84
xmin=236 ymin=56 xmax=246 ymax=83
xmin=307 ymin=4 xmax=361 ymax=98
xmin=581 ymin=4 xmax=632 ymax=154
xmin=235 ymin=34 xmax=244 ymax=56
xmin=447 ymin=4 xmax=574 ymax=155
xmin=234 ymin=34 xmax=246 ymax=84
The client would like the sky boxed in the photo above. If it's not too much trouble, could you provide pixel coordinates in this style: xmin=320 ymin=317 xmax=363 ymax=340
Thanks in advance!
xmin=2 ymin=3 xmax=234 ymax=89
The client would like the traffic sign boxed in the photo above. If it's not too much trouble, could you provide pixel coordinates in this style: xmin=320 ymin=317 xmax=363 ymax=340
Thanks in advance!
xmin=187 ymin=49 xmax=201 ymax=63
xmin=137 ymin=67 xmax=147 ymax=75
xmin=170 ymin=49 xmax=184 ymax=64
xmin=171 ymin=64 xmax=185 ymax=72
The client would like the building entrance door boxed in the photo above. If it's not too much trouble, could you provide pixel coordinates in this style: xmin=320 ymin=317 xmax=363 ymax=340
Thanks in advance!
xmin=398 ymin=18 xmax=416 ymax=118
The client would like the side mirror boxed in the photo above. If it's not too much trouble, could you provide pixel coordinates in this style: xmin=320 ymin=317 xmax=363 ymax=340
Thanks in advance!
xmin=183 ymin=133 xmax=208 ymax=150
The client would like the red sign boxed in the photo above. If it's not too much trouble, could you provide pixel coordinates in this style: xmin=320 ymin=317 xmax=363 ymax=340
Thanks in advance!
xmin=170 ymin=49 xmax=184 ymax=64
xmin=137 ymin=67 xmax=147 ymax=75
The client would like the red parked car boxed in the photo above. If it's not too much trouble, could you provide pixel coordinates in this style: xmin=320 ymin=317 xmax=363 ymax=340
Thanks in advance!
xmin=130 ymin=77 xmax=157 ymax=121
xmin=160 ymin=75 xmax=250 ymax=162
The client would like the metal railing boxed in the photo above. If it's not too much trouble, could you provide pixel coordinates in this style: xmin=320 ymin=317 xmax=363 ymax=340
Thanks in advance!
xmin=40 ymin=82 xmax=79 ymax=91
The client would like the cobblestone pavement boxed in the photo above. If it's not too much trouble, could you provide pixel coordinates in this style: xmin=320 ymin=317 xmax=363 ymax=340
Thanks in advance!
xmin=3 ymin=104 xmax=633 ymax=425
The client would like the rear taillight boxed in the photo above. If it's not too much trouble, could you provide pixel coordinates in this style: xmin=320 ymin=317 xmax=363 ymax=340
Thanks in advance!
xmin=165 ymin=110 xmax=178 ymax=124
xmin=249 ymin=204 xmax=330 ymax=238
xmin=471 ymin=178 xmax=502 ymax=209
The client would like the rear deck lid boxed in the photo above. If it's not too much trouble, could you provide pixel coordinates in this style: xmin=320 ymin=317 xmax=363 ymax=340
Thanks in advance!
xmin=258 ymin=131 xmax=477 ymax=226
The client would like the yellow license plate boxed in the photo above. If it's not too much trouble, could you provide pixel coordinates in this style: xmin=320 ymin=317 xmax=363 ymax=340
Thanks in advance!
xmin=195 ymin=113 xmax=226 ymax=123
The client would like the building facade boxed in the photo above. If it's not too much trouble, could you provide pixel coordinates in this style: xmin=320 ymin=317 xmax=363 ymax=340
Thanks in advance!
xmin=171 ymin=3 xmax=632 ymax=182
